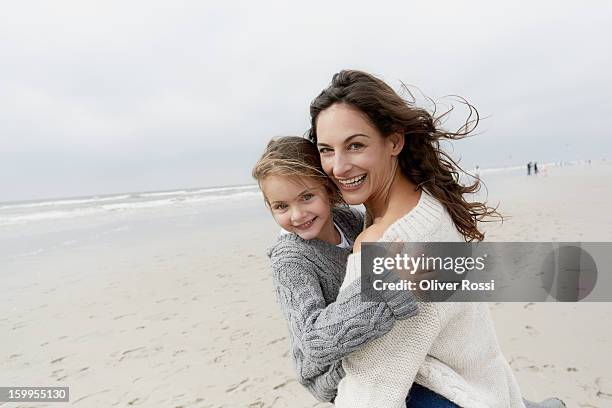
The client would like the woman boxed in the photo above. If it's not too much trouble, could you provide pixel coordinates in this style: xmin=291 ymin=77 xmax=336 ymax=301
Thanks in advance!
xmin=307 ymin=70 xmax=565 ymax=408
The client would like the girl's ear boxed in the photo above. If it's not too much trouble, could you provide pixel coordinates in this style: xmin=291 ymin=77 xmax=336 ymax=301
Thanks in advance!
xmin=388 ymin=132 xmax=405 ymax=156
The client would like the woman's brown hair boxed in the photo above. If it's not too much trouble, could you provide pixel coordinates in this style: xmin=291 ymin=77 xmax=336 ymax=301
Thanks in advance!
xmin=252 ymin=136 xmax=343 ymax=207
xmin=308 ymin=70 xmax=501 ymax=241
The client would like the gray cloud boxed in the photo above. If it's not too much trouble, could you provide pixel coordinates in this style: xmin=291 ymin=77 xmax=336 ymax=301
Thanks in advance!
xmin=1 ymin=0 xmax=611 ymax=201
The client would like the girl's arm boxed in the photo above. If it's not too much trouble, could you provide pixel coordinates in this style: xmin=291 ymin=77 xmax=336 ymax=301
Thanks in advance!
xmin=271 ymin=254 xmax=417 ymax=369
xmin=295 ymin=359 xmax=344 ymax=402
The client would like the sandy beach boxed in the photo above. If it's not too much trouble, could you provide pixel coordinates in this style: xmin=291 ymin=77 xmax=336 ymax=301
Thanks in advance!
xmin=2 ymin=161 xmax=611 ymax=408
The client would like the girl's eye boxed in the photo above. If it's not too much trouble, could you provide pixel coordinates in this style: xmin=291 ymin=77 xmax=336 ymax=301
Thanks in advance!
xmin=273 ymin=203 xmax=288 ymax=211
xmin=319 ymin=147 xmax=332 ymax=154
xmin=302 ymin=193 xmax=314 ymax=201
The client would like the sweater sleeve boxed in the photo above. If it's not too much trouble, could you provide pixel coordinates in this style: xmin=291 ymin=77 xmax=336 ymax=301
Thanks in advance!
xmin=300 ymin=359 xmax=345 ymax=402
xmin=270 ymin=253 xmax=417 ymax=370
xmin=341 ymin=251 xmax=419 ymax=320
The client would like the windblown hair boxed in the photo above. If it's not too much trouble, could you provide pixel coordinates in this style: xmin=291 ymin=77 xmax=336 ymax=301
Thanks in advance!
xmin=252 ymin=136 xmax=343 ymax=207
xmin=307 ymin=70 xmax=501 ymax=241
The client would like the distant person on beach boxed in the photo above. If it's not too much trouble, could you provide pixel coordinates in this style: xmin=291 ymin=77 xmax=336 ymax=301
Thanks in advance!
xmin=534 ymin=162 xmax=539 ymax=175
xmin=306 ymin=69 xmax=565 ymax=408
xmin=474 ymin=165 xmax=481 ymax=180
xmin=527 ymin=161 xmax=532 ymax=175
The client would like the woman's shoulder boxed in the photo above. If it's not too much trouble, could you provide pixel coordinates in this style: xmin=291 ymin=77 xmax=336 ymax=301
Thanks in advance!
xmin=352 ymin=223 xmax=388 ymax=252
xmin=382 ymin=189 xmax=458 ymax=242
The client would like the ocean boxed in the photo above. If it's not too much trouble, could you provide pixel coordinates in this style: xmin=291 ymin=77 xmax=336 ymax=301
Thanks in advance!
xmin=0 ymin=184 xmax=266 ymax=266
xmin=0 ymin=184 xmax=263 ymax=227
xmin=0 ymin=161 xmax=577 ymax=265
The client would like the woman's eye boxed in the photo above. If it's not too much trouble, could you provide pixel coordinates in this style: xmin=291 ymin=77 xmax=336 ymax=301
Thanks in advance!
xmin=302 ymin=193 xmax=314 ymax=201
xmin=348 ymin=142 xmax=363 ymax=150
xmin=319 ymin=147 xmax=332 ymax=154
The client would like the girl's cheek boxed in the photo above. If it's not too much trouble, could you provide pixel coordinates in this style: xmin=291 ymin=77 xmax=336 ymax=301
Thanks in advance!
xmin=310 ymin=194 xmax=324 ymax=206
xmin=318 ymin=195 xmax=331 ymax=207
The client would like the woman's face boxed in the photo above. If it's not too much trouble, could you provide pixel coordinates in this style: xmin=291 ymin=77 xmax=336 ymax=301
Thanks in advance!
xmin=315 ymin=103 xmax=401 ymax=206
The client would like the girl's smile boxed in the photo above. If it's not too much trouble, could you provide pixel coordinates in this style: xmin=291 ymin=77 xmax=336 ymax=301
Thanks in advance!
xmin=260 ymin=175 xmax=339 ymax=244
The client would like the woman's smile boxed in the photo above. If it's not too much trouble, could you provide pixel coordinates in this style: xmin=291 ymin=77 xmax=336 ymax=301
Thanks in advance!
xmin=336 ymin=174 xmax=367 ymax=191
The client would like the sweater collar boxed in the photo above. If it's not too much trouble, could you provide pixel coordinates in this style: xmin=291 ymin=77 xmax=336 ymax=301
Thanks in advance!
xmin=365 ymin=188 xmax=444 ymax=242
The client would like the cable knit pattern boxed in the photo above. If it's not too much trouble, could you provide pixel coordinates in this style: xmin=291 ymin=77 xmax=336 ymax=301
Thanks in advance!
xmin=266 ymin=206 xmax=419 ymax=402
xmin=334 ymin=190 xmax=527 ymax=408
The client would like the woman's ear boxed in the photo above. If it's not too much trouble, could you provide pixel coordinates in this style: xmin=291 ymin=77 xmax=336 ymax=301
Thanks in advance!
xmin=388 ymin=132 xmax=405 ymax=156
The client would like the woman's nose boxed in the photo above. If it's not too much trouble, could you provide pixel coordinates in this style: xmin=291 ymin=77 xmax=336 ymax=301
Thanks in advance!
xmin=332 ymin=153 xmax=351 ymax=178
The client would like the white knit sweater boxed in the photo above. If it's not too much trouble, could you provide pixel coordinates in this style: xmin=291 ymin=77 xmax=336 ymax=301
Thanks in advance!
xmin=334 ymin=190 xmax=525 ymax=408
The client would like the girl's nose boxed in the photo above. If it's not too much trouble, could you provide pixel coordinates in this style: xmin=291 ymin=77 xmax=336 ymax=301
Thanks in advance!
xmin=290 ymin=207 xmax=307 ymax=224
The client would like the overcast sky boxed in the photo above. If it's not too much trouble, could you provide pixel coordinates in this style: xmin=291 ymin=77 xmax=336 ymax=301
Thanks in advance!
xmin=2 ymin=0 xmax=611 ymax=202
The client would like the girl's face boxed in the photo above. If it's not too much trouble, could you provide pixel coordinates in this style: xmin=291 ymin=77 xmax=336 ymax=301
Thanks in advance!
xmin=261 ymin=175 xmax=334 ymax=241
xmin=315 ymin=103 xmax=402 ymax=206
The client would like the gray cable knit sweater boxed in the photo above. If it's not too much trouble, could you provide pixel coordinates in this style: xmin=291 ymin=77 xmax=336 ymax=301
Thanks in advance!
xmin=266 ymin=206 xmax=418 ymax=402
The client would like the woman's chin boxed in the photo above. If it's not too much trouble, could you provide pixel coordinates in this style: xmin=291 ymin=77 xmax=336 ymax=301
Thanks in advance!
xmin=340 ymin=191 xmax=368 ymax=206
xmin=337 ymin=179 xmax=369 ymax=205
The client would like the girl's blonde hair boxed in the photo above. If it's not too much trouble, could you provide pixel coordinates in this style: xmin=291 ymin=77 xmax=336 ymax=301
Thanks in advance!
xmin=252 ymin=136 xmax=343 ymax=207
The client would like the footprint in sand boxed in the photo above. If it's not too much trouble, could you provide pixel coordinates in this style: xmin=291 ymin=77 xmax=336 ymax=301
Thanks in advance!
xmin=523 ymin=302 xmax=535 ymax=310
xmin=51 ymin=356 xmax=68 ymax=364
xmin=524 ymin=325 xmax=540 ymax=337
xmin=508 ymin=356 xmax=539 ymax=372
xmin=596 ymin=377 xmax=612 ymax=400
xmin=226 ymin=378 xmax=249 ymax=393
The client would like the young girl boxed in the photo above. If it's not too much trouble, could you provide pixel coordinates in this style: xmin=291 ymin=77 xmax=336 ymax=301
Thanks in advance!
xmin=252 ymin=136 xmax=461 ymax=406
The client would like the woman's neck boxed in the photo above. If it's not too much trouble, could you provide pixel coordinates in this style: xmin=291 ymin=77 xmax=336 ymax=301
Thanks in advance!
xmin=365 ymin=170 xmax=420 ymax=225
